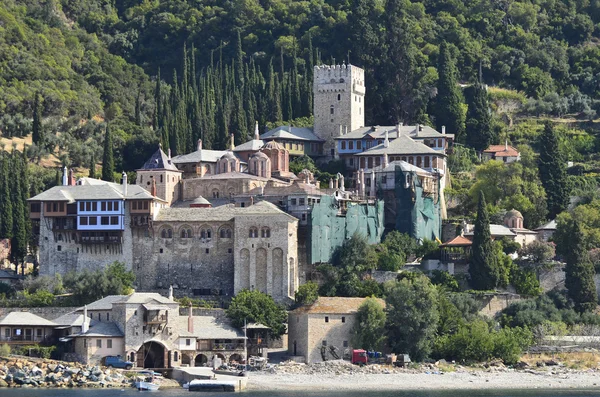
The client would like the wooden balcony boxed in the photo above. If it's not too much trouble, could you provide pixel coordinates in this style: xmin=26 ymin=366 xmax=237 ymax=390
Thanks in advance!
xmin=145 ymin=314 xmax=167 ymax=325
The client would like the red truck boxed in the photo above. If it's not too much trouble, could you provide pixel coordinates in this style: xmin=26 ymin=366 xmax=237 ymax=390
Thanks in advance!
xmin=351 ymin=349 xmax=368 ymax=365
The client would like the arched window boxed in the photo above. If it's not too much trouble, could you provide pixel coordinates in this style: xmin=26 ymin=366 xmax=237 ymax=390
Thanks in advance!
xmin=424 ymin=156 xmax=430 ymax=168
xmin=57 ymin=234 xmax=62 ymax=241
xmin=161 ymin=228 xmax=173 ymax=238
xmin=212 ymin=189 xmax=219 ymax=198
xmin=341 ymin=141 xmax=346 ymax=150
xmin=330 ymin=105 xmax=334 ymax=115
xmin=180 ymin=228 xmax=192 ymax=238
xmin=200 ymin=228 xmax=212 ymax=239
xmin=220 ymin=228 xmax=232 ymax=238
xmin=174 ymin=351 xmax=179 ymax=362
xmin=249 ymin=227 xmax=258 ymax=238
xmin=337 ymin=94 xmax=341 ymax=101
xmin=261 ymin=227 xmax=271 ymax=238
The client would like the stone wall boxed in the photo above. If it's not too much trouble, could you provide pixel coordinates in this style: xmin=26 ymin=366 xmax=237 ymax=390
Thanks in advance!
xmin=306 ymin=313 xmax=355 ymax=363
xmin=38 ymin=210 xmax=134 ymax=277
xmin=0 ymin=306 xmax=77 ymax=320
xmin=476 ymin=294 xmax=523 ymax=318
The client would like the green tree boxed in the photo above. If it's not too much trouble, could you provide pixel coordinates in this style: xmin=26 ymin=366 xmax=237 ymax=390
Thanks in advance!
xmin=295 ymin=281 xmax=319 ymax=306
xmin=101 ymin=124 xmax=114 ymax=182
xmin=465 ymin=83 xmax=493 ymax=151
xmin=32 ymin=91 xmax=44 ymax=147
xmin=435 ymin=42 xmax=465 ymax=143
xmin=352 ymin=297 xmax=386 ymax=351
xmin=565 ymin=220 xmax=598 ymax=313
xmin=470 ymin=192 xmax=500 ymax=290
xmin=88 ymin=153 xmax=96 ymax=179
xmin=226 ymin=289 xmax=288 ymax=338
xmin=538 ymin=122 xmax=570 ymax=219
xmin=0 ymin=154 xmax=13 ymax=239
xmin=385 ymin=275 xmax=439 ymax=361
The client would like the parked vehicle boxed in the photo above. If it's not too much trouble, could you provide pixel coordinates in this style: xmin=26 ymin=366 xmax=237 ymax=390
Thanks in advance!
xmin=394 ymin=354 xmax=411 ymax=368
xmin=351 ymin=349 xmax=368 ymax=365
xmin=104 ymin=355 xmax=134 ymax=369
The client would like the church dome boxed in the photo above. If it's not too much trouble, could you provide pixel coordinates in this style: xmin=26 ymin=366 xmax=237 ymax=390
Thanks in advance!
xmin=262 ymin=140 xmax=284 ymax=151
xmin=220 ymin=151 xmax=237 ymax=160
xmin=504 ymin=209 xmax=523 ymax=219
xmin=251 ymin=151 xmax=269 ymax=159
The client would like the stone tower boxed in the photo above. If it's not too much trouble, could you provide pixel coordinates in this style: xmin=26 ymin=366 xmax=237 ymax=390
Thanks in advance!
xmin=313 ymin=64 xmax=366 ymax=161
xmin=136 ymin=145 xmax=182 ymax=205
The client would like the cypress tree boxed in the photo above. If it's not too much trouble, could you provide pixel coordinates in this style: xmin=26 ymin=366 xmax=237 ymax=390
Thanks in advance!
xmin=539 ymin=122 xmax=570 ymax=219
xmin=54 ymin=167 xmax=60 ymax=186
xmin=565 ymin=220 xmax=598 ymax=313
xmin=32 ymin=91 xmax=44 ymax=147
xmin=135 ymin=90 xmax=142 ymax=127
xmin=435 ymin=42 xmax=466 ymax=143
xmin=234 ymin=30 xmax=244 ymax=87
xmin=465 ymin=82 xmax=494 ymax=152
xmin=10 ymin=154 xmax=27 ymax=270
xmin=89 ymin=153 xmax=96 ymax=179
xmin=469 ymin=191 xmax=500 ymax=290
xmin=0 ymin=154 xmax=13 ymax=239
xmin=101 ymin=124 xmax=115 ymax=182
xmin=154 ymin=68 xmax=162 ymax=130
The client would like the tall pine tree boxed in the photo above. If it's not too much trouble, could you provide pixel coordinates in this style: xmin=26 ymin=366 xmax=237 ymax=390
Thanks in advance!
xmin=89 ymin=154 xmax=96 ymax=179
xmin=435 ymin=42 xmax=466 ymax=143
xmin=32 ymin=91 xmax=44 ymax=146
xmin=465 ymin=82 xmax=494 ymax=151
xmin=0 ymin=153 xmax=13 ymax=239
xmin=469 ymin=191 xmax=500 ymax=290
xmin=538 ymin=122 xmax=570 ymax=218
xmin=10 ymin=153 xmax=27 ymax=272
xmin=565 ymin=220 xmax=598 ymax=313
xmin=101 ymin=124 xmax=115 ymax=182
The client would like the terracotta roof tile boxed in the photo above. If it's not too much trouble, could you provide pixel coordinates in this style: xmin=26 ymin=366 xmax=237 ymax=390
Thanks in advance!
xmin=483 ymin=145 xmax=519 ymax=157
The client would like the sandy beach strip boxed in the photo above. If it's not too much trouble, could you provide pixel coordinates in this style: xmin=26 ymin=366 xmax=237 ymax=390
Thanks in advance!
xmin=248 ymin=371 xmax=600 ymax=391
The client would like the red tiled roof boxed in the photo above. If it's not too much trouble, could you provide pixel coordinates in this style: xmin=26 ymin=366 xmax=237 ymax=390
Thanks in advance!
xmin=441 ymin=235 xmax=473 ymax=247
xmin=483 ymin=145 xmax=519 ymax=157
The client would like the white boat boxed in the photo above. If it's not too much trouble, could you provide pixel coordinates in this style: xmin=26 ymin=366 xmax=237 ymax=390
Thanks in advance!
xmin=135 ymin=381 xmax=160 ymax=391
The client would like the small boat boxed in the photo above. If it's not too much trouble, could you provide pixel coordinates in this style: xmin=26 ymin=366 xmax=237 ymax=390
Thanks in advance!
xmin=135 ymin=380 xmax=160 ymax=391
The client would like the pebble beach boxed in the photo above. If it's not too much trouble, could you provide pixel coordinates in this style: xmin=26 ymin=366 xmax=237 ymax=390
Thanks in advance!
xmin=248 ymin=360 xmax=600 ymax=391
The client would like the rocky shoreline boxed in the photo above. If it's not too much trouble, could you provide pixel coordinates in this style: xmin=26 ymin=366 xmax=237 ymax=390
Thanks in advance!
xmin=0 ymin=356 xmax=151 ymax=389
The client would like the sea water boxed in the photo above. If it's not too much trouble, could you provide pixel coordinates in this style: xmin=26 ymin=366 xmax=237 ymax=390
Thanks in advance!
xmin=0 ymin=390 xmax=599 ymax=397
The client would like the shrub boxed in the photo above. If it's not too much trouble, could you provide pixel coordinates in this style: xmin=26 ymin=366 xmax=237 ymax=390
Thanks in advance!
xmin=295 ymin=281 xmax=319 ymax=306
xmin=0 ymin=344 xmax=10 ymax=357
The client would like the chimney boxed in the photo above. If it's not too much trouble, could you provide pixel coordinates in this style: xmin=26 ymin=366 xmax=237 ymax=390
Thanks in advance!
xmin=384 ymin=130 xmax=389 ymax=148
xmin=344 ymin=125 xmax=348 ymax=135
xmin=250 ymin=196 xmax=254 ymax=206
xmin=230 ymin=133 xmax=235 ymax=150
xmin=151 ymin=179 xmax=157 ymax=197
xmin=505 ymin=139 xmax=508 ymax=151
xmin=188 ymin=303 xmax=194 ymax=334
xmin=399 ymin=122 xmax=404 ymax=127
xmin=418 ymin=124 xmax=423 ymax=132
xmin=442 ymin=126 xmax=446 ymax=135
xmin=68 ymin=169 xmax=76 ymax=186
xmin=339 ymin=174 xmax=345 ymax=192
xmin=168 ymin=285 xmax=174 ymax=301
xmin=82 ymin=305 xmax=89 ymax=334
xmin=254 ymin=121 xmax=260 ymax=140
xmin=339 ymin=125 xmax=343 ymax=137
xmin=62 ymin=166 xmax=68 ymax=186
xmin=329 ymin=178 xmax=333 ymax=189
xmin=383 ymin=153 xmax=389 ymax=168
xmin=360 ymin=169 xmax=365 ymax=196
xmin=288 ymin=125 xmax=292 ymax=133
xmin=197 ymin=139 xmax=203 ymax=152
xmin=370 ymin=171 xmax=376 ymax=197
xmin=168 ymin=148 xmax=172 ymax=159
xmin=122 ymin=171 xmax=128 ymax=196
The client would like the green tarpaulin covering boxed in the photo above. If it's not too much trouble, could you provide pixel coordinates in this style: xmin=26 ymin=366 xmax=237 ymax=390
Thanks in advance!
xmin=309 ymin=196 xmax=385 ymax=264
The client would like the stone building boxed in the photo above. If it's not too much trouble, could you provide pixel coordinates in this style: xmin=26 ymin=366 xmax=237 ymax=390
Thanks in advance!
xmin=132 ymin=201 xmax=299 ymax=303
xmin=29 ymin=150 xmax=300 ymax=304
xmin=288 ymin=297 xmax=384 ymax=363
xmin=58 ymin=292 xmax=246 ymax=367
xmin=313 ymin=64 xmax=366 ymax=161
xmin=260 ymin=125 xmax=325 ymax=160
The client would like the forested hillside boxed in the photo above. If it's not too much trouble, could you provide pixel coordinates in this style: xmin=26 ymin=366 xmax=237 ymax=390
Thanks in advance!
xmin=2 ymin=0 xmax=600 ymax=170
